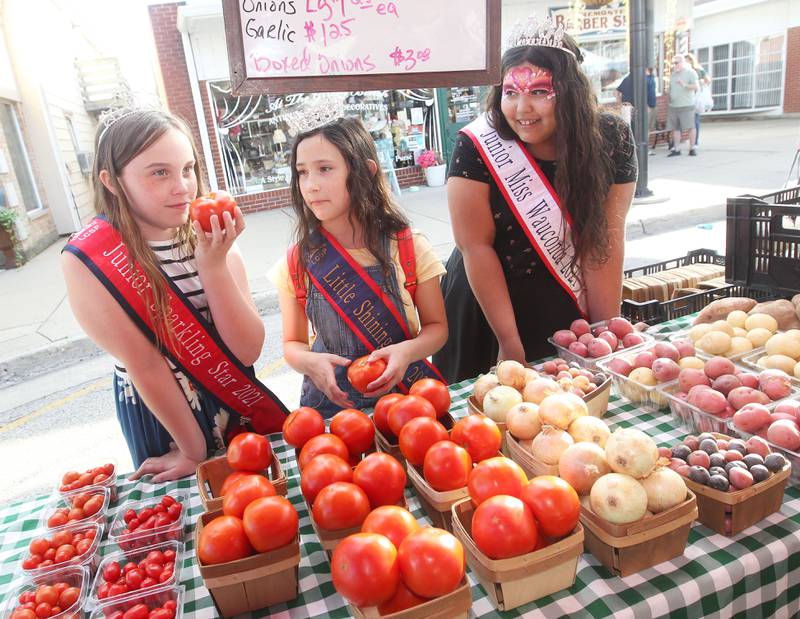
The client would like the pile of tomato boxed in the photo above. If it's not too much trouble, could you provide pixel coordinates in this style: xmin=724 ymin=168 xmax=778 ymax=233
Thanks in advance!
xmin=8 ymin=581 xmax=82 ymax=619
xmin=103 ymin=598 xmax=178 ymax=619
xmin=46 ymin=490 xmax=106 ymax=529
xmin=197 ymin=432 xmax=299 ymax=565
xmin=115 ymin=495 xmax=183 ymax=551
xmin=22 ymin=526 xmax=98 ymax=572
xmin=331 ymin=505 xmax=465 ymax=612
xmin=58 ymin=463 xmax=115 ymax=493
xmin=284 ymin=406 xmax=375 ymax=464
xmin=96 ymin=547 xmax=177 ymax=601
xmin=371 ymin=379 xmax=452 ymax=442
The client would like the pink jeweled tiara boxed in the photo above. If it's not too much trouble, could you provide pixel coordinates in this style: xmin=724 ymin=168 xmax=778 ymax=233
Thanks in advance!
xmin=504 ymin=15 xmax=576 ymax=58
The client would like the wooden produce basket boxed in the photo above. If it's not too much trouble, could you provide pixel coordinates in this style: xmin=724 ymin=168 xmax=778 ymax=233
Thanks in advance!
xmin=406 ymin=463 xmax=469 ymax=532
xmin=580 ymin=491 xmax=698 ymax=577
xmin=195 ymin=510 xmax=300 ymax=617
xmin=683 ymin=461 xmax=791 ymax=536
xmin=450 ymin=499 xmax=583 ymax=611
xmin=505 ymin=432 xmax=559 ymax=479
xmin=196 ymin=452 xmax=287 ymax=511
xmin=350 ymin=579 xmax=473 ymax=619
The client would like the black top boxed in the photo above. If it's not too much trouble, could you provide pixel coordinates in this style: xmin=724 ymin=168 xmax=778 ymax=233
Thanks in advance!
xmin=448 ymin=112 xmax=637 ymax=278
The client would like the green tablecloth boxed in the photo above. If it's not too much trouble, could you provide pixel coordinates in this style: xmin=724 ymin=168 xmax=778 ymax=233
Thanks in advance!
xmin=1 ymin=316 xmax=799 ymax=618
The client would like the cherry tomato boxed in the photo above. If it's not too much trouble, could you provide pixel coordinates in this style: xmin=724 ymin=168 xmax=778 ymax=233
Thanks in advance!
xmin=298 ymin=434 xmax=349 ymax=471
xmin=51 ymin=531 xmax=72 ymax=548
xmin=125 ymin=568 xmax=145 ymax=589
xmin=75 ymin=538 xmax=92 ymax=555
xmin=226 ymin=432 xmax=272 ymax=472
xmin=61 ymin=471 xmax=79 ymax=486
xmin=398 ymin=416 xmax=448 ymax=466
xmin=197 ymin=515 xmax=254 ymax=565
xmin=467 ymin=456 xmax=528 ymax=506
xmin=10 ymin=609 xmax=36 ymax=619
xmin=123 ymin=562 xmax=139 ymax=574
xmin=189 ymin=190 xmax=237 ymax=233
xmin=107 ymin=583 xmax=129 ymax=598
xmin=34 ymin=586 xmax=58 ymax=606
xmin=409 ymin=378 xmax=451 ymax=417
xmin=282 ymin=407 xmax=326 ymax=449
xmin=58 ymin=587 xmax=80 ymax=610
xmin=123 ymin=509 xmax=137 ymax=523
xmin=312 ymin=482 xmax=371 ymax=531
xmin=331 ymin=533 xmax=400 ymax=607
xmin=243 ymin=496 xmax=299 ymax=552
xmin=373 ymin=393 xmax=405 ymax=438
xmin=353 ymin=452 xmax=406 ymax=508
xmin=300 ymin=454 xmax=353 ymax=505
xmin=422 ymin=440 xmax=472 ymax=491
xmin=29 ymin=539 xmax=50 ymax=556
xmin=167 ymin=503 xmax=182 ymax=520
xmin=361 ymin=505 xmax=420 ymax=550
xmin=47 ymin=511 xmax=69 ymax=528
xmin=521 ymin=475 xmax=580 ymax=538
xmin=397 ymin=528 xmax=465 ymax=598
xmin=330 ymin=409 xmax=375 ymax=456
xmin=83 ymin=495 xmax=104 ymax=516
xmin=34 ymin=602 xmax=52 ymax=619
xmin=122 ymin=603 xmax=150 ymax=619
xmin=450 ymin=414 xmax=503 ymax=463
xmin=347 ymin=355 xmax=388 ymax=394
xmin=97 ymin=582 xmax=111 ymax=600
xmin=140 ymin=577 xmax=158 ymax=589
xmin=149 ymin=610 xmax=173 ymax=619
xmin=161 ymin=495 xmax=177 ymax=507
xmin=145 ymin=550 xmax=165 ymax=565
xmin=222 ymin=475 xmax=276 ymax=519
xmin=54 ymin=544 xmax=77 ymax=563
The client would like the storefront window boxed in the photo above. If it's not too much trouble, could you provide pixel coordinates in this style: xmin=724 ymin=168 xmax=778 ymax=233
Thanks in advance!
xmin=207 ymin=83 xmax=436 ymax=196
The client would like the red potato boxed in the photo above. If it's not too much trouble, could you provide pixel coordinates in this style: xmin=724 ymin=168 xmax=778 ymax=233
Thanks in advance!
xmin=725 ymin=449 xmax=743 ymax=462
xmin=622 ymin=332 xmax=645 ymax=348
xmin=672 ymin=338 xmax=695 ymax=359
xmin=607 ymin=317 xmax=635 ymax=339
xmin=688 ymin=387 xmax=727 ymax=415
xmin=608 ymin=357 xmax=633 ymax=377
xmin=652 ymin=358 xmax=681 ymax=383
xmin=729 ymin=467 xmax=754 ymax=490
xmin=711 ymin=374 xmax=742 ymax=397
xmin=727 ymin=387 xmax=770 ymax=410
xmin=653 ymin=342 xmax=680 ymax=362
xmin=587 ymin=338 xmax=613 ymax=358
xmin=568 ymin=341 xmax=588 ymax=357
xmin=771 ymin=412 xmax=799 ymax=423
xmin=758 ymin=369 xmax=793 ymax=401
xmin=736 ymin=372 xmax=759 ymax=389
xmin=633 ymin=351 xmax=656 ymax=369
xmin=598 ymin=331 xmax=619 ymax=350
xmin=678 ymin=368 xmax=711 ymax=392
xmin=744 ymin=436 xmax=772 ymax=459
xmin=578 ymin=333 xmax=594 ymax=346
xmin=704 ymin=357 xmax=736 ymax=380
xmin=570 ymin=319 xmax=591 ymax=338
xmin=774 ymin=400 xmax=800 ymax=422
xmin=687 ymin=450 xmax=711 ymax=468
xmin=732 ymin=403 xmax=772 ymax=433
xmin=767 ymin=420 xmax=800 ymax=451
xmin=553 ymin=330 xmax=577 ymax=347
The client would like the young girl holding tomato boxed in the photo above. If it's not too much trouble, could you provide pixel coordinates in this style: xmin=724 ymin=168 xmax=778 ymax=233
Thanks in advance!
xmin=62 ymin=108 xmax=286 ymax=482
xmin=270 ymin=117 xmax=448 ymax=417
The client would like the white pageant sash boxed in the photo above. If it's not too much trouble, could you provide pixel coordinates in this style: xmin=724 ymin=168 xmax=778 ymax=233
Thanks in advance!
xmin=461 ymin=114 xmax=588 ymax=317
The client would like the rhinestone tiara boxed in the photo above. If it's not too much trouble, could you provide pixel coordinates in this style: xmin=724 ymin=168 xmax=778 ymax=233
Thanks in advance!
xmin=504 ymin=15 xmax=576 ymax=57
xmin=282 ymin=94 xmax=346 ymax=136
xmin=97 ymin=105 xmax=163 ymax=145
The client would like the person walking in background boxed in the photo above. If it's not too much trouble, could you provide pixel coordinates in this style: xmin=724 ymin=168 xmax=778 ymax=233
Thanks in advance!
xmin=685 ymin=53 xmax=711 ymax=147
xmin=667 ymin=54 xmax=699 ymax=157
xmin=646 ymin=67 xmax=657 ymax=154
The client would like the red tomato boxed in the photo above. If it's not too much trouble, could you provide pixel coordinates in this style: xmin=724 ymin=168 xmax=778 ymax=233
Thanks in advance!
xmin=331 ymin=533 xmax=400 ymax=607
xmin=51 ymin=531 xmax=72 ymax=548
xmin=243 ymin=496 xmax=299 ymax=552
xmin=312 ymin=482 xmax=371 ymax=531
xmin=124 ymin=568 xmax=145 ymax=590
xmin=197 ymin=515 xmax=254 ymax=565
xmin=226 ymin=432 xmax=272 ymax=472
xmin=298 ymin=434 xmax=349 ymax=471
xmin=398 ymin=417 xmax=448 ymax=466
xmin=347 ymin=355 xmax=388 ymax=394
xmin=34 ymin=586 xmax=58 ymax=606
xmin=521 ymin=476 xmax=580 ymax=538
xmin=422 ymin=440 xmax=472 ymax=491
xmin=397 ymin=528 xmax=465 ymax=598
xmin=378 ymin=580 xmax=426 ymax=615
xmin=222 ymin=475 xmax=276 ymax=519
xmin=409 ymin=378 xmax=451 ymax=417
xmin=107 ymin=583 xmax=129 ymax=598
xmin=467 ymin=457 xmax=528 ymax=506
xmin=146 ymin=550 xmax=165 ymax=565
xmin=282 ymin=407 xmax=326 ymax=449
xmin=74 ymin=538 xmax=91 ymax=555
xmin=29 ymin=539 xmax=49 ymax=556
xmin=471 ymin=495 xmax=538 ymax=559
xmin=353 ymin=452 xmax=406 ymax=508
xmin=300 ymin=454 xmax=353 ymax=505
xmin=34 ymin=602 xmax=52 ymax=618
xmin=330 ymin=409 xmax=375 ymax=456
xmin=10 ymin=610 xmax=36 ymax=619
xmin=47 ymin=511 xmax=69 ymax=528
xmin=57 ymin=587 xmax=79 ymax=611
xmin=67 ymin=507 xmax=84 ymax=521
xmin=122 ymin=603 xmax=150 ymax=619
xmin=373 ymin=393 xmax=404 ymax=438
xmin=450 ymin=414 xmax=502 ymax=463
xmin=189 ymin=190 xmax=237 ymax=233
xmin=149 ymin=610 xmax=173 ymax=619
xmin=387 ymin=395 xmax=436 ymax=436
xmin=54 ymin=544 xmax=76 ymax=563
xmin=61 ymin=471 xmax=79 ymax=486
xmin=361 ymin=505 xmax=420 ymax=550
xmin=103 ymin=561 xmax=121 ymax=584
xmin=83 ymin=495 xmax=104 ymax=516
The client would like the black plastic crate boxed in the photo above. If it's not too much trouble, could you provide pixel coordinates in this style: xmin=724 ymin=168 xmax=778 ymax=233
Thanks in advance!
xmin=623 ymin=248 xmax=725 ymax=278
xmin=726 ymin=186 xmax=800 ymax=296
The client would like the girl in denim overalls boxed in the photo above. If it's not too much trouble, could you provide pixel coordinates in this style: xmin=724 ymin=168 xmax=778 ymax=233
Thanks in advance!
xmin=271 ymin=117 xmax=448 ymax=418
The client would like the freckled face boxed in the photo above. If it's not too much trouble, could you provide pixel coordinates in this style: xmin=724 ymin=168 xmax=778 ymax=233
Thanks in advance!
xmin=295 ymin=134 xmax=352 ymax=226
xmin=500 ymin=64 xmax=557 ymax=147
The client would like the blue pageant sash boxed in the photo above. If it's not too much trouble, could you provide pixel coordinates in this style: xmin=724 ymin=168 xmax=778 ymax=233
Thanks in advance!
xmin=304 ymin=228 xmax=446 ymax=391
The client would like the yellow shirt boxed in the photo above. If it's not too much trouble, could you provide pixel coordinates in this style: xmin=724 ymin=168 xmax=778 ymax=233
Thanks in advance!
xmin=268 ymin=231 xmax=445 ymax=335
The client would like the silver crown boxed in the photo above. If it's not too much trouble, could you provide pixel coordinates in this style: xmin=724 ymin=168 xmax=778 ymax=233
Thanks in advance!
xmin=504 ymin=15 xmax=576 ymax=57
xmin=282 ymin=94 xmax=346 ymax=135
xmin=97 ymin=105 xmax=162 ymax=144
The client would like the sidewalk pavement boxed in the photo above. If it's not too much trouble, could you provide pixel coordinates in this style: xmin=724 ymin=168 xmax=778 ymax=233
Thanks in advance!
xmin=1 ymin=117 xmax=798 ymax=385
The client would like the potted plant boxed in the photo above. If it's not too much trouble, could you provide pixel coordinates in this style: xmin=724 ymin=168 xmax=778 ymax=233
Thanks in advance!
xmin=0 ymin=207 xmax=23 ymax=268
xmin=418 ymin=149 xmax=447 ymax=187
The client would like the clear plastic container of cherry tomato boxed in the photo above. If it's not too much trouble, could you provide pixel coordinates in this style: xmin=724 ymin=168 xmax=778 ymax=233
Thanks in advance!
xmin=21 ymin=521 xmax=104 ymax=580
xmin=1 ymin=565 xmax=89 ymax=619
xmin=39 ymin=487 xmax=111 ymax=533
xmin=88 ymin=585 xmax=183 ymax=619
xmin=88 ymin=540 xmax=183 ymax=609
xmin=107 ymin=491 xmax=188 ymax=552
xmin=55 ymin=460 xmax=118 ymax=504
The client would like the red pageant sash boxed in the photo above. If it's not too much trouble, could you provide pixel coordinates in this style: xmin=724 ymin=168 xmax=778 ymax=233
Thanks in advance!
xmin=63 ymin=217 xmax=288 ymax=436
xmin=303 ymin=229 xmax=446 ymax=391
xmin=461 ymin=114 xmax=589 ymax=318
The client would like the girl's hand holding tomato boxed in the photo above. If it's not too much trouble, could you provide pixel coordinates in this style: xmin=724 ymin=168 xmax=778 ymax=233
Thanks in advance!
xmin=192 ymin=206 xmax=245 ymax=273
xmin=347 ymin=355 xmax=388 ymax=394
xmin=361 ymin=344 xmax=413 ymax=398
xmin=189 ymin=191 xmax=237 ymax=233
xmin=304 ymin=352 xmax=354 ymax=409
